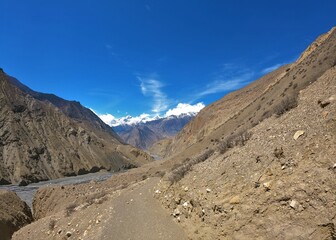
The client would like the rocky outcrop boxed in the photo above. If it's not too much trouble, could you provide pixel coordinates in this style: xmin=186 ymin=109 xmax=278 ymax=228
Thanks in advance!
xmin=0 ymin=72 xmax=152 ymax=185
xmin=0 ymin=190 xmax=33 ymax=240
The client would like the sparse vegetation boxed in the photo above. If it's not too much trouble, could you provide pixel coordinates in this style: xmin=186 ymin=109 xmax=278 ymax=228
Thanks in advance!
xmin=86 ymin=190 xmax=108 ymax=205
xmin=65 ymin=203 xmax=78 ymax=217
xmin=48 ymin=219 xmax=57 ymax=230
xmin=167 ymin=149 xmax=214 ymax=183
xmin=218 ymin=129 xmax=252 ymax=154
xmin=274 ymin=95 xmax=298 ymax=117
xmin=274 ymin=147 xmax=284 ymax=159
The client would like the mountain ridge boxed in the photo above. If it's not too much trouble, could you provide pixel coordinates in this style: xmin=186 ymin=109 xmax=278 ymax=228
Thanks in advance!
xmin=0 ymin=71 xmax=152 ymax=185
xmin=113 ymin=114 xmax=195 ymax=150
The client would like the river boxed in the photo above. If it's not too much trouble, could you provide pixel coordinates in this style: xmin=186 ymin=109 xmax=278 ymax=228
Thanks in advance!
xmin=0 ymin=172 xmax=113 ymax=209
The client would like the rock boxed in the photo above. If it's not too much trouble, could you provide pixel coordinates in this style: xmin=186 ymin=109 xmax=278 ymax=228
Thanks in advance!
xmin=155 ymin=189 xmax=161 ymax=194
xmin=66 ymin=231 xmax=72 ymax=237
xmin=318 ymin=95 xmax=335 ymax=108
xmin=229 ymin=196 xmax=240 ymax=204
xmin=289 ymin=200 xmax=300 ymax=209
xmin=173 ymin=208 xmax=181 ymax=217
xmin=263 ymin=181 xmax=272 ymax=191
xmin=333 ymin=163 xmax=336 ymax=169
xmin=206 ymin=188 xmax=211 ymax=193
xmin=18 ymin=179 xmax=29 ymax=187
xmin=0 ymin=178 xmax=10 ymax=185
xmin=0 ymin=190 xmax=33 ymax=240
xmin=293 ymin=130 xmax=305 ymax=140
xmin=184 ymin=187 xmax=189 ymax=192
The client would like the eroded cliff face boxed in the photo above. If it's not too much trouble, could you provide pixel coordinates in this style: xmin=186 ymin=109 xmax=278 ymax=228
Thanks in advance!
xmin=0 ymin=71 xmax=152 ymax=185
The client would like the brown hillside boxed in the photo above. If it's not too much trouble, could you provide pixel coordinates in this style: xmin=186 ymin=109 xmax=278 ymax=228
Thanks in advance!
xmin=0 ymin=72 xmax=152 ymax=185
xmin=157 ymin=27 xmax=336 ymax=164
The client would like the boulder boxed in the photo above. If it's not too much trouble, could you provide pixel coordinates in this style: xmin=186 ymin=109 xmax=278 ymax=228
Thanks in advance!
xmin=0 ymin=190 xmax=33 ymax=240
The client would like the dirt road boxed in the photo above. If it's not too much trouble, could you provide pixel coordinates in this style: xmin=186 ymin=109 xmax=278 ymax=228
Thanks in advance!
xmin=98 ymin=178 xmax=187 ymax=240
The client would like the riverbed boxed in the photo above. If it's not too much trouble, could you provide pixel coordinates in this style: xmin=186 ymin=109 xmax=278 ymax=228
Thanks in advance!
xmin=0 ymin=172 xmax=113 ymax=208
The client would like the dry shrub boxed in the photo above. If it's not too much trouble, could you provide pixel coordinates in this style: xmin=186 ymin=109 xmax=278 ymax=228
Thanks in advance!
xmin=86 ymin=190 xmax=108 ymax=205
xmin=65 ymin=203 xmax=78 ymax=217
xmin=48 ymin=219 xmax=57 ymax=230
xmin=168 ymin=149 xmax=214 ymax=183
xmin=218 ymin=129 xmax=252 ymax=154
xmin=274 ymin=95 xmax=298 ymax=117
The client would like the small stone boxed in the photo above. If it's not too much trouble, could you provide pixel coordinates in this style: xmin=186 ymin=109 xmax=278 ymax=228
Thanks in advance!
xmin=289 ymin=200 xmax=299 ymax=209
xmin=333 ymin=163 xmax=336 ymax=169
xmin=281 ymin=166 xmax=286 ymax=170
xmin=66 ymin=231 xmax=72 ymax=237
xmin=293 ymin=130 xmax=305 ymax=140
xmin=182 ymin=201 xmax=189 ymax=208
xmin=155 ymin=189 xmax=161 ymax=194
xmin=184 ymin=187 xmax=189 ymax=192
xmin=58 ymin=229 xmax=62 ymax=234
xmin=263 ymin=181 xmax=272 ymax=191
xmin=173 ymin=208 xmax=181 ymax=216
xmin=206 ymin=188 xmax=211 ymax=193
xmin=229 ymin=196 xmax=240 ymax=204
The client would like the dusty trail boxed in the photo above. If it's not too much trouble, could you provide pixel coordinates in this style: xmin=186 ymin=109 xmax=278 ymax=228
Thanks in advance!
xmin=99 ymin=177 xmax=187 ymax=240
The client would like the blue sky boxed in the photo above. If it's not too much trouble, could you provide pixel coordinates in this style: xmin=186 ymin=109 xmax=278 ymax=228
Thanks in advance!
xmin=1 ymin=0 xmax=335 ymax=120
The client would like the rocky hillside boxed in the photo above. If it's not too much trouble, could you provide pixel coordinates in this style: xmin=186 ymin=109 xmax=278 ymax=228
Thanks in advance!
xmin=150 ymin=26 xmax=336 ymax=239
xmin=114 ymin=114 xmax=194 ymax=150
xmin=154 ymin=27 xmax=336 ymax=159
xmin=0 ymin=71 xmax=152 ymax=185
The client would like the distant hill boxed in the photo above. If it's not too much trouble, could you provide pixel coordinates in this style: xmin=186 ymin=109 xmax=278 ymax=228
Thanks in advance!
xmin=113 ymin=114 xmax=195 ymax=150
xmin=0 ymin=71 xmax=152 ymax=185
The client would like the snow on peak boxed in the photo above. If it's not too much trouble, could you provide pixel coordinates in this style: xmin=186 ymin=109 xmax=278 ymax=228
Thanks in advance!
xmin=93 ymin=102 xmax=205 ymax=127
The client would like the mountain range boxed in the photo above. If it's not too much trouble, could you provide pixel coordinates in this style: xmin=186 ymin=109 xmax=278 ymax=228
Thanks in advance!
xmin=0 ymin=71 xmax=152 ymax=185
xmin=113 ymin=113 xmax=196 ymax=150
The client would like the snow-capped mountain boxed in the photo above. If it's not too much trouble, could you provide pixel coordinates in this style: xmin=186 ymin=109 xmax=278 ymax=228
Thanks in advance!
xmin=113 ymin=113 xmax=197 ymax=150
xmin=95 ymin=102 xmax=205 ymax=149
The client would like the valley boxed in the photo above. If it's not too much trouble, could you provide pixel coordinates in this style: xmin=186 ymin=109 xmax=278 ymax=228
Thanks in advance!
xmin=1 ymin=21 xmax=335 ymax=240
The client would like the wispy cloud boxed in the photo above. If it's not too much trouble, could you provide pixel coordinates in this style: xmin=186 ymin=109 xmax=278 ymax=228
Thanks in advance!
xmin=197 ymin=64 xmax=254 ymax=97
xmin=137 ymin=75 xmax=169 ymax=114
xmin=261 ymin=63 xmax=282 ymax=74
xmin=198 ymin=72 xmax=254 ymax=96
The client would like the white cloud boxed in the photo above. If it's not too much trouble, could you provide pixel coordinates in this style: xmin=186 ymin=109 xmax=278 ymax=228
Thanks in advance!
xmin=164 ymin=102 xmax=205 ymax=117
xmin=138 ymin=76 xmax=169 ymax=114
xmin=261 ymin=64 xmax=282 ymax=74
xmin=198 ymin=72 xmax=254 ymax=97
xmin=97 ymin=113 xmax=118 ymax=126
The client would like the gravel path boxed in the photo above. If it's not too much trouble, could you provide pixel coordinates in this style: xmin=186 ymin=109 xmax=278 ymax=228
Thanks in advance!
xmin=99 ymin=178 xmax=187 ymax=240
